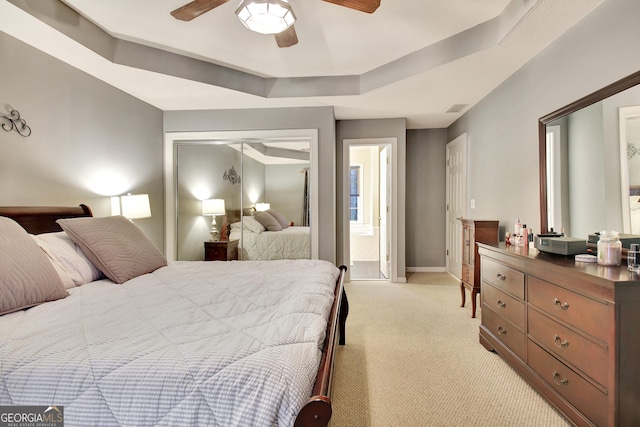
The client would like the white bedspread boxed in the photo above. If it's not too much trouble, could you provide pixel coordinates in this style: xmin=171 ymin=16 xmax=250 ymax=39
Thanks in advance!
xmin=0 ymin=260 xmax=339 ymax=427
xmin=230 ymin=226 xmax=311 ymax=260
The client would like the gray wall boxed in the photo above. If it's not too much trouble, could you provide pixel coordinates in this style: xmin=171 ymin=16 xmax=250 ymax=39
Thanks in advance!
xmin=0 ymin=31 xmax=164 ymax=250
xmin=336 ymin=118 xmax=407 ymax=280
xmin=567 ymin=103 xmax=606 ymax=238
xmin=164 ymin=107 xmax=336 ymax=263
xmin=406 ymin=129 xmax=448 ymax=268
xmin=265 ymin=163 xmax=307 ymax=225
xmin=448 ymin=0 xmax=640 ymax=237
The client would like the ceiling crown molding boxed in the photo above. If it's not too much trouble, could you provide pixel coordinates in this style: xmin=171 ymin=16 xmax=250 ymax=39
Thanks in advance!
xmin=8 ymin=0 xmax=537 ymax=99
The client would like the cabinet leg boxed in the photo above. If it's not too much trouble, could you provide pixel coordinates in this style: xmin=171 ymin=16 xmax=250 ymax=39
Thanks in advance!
xmin=470 ymin=289 xmax=478 ymax=318
xmin=460 ymin=281 xmax=466 ymax=308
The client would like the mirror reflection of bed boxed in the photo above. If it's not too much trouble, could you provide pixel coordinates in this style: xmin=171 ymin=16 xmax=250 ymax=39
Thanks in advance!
xmin=176 ymin=139 xmax=311 ymax=261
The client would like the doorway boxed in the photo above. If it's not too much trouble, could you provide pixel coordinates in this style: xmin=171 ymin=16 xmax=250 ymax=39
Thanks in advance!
xmin=347 ymin=143 xmax=392 ymax=280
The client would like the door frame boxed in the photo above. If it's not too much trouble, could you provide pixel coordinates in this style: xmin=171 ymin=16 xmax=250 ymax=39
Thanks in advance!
xmin=343 ymin=138 xmax=398 ymax=282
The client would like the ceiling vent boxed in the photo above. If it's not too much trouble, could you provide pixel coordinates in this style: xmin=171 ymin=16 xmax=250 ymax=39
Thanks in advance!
xmin=446 ymin=104 xmax=469 ymax=113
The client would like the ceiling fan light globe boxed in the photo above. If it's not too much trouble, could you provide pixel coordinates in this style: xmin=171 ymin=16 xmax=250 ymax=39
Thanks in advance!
xmin=235 ymin=0 xmax=296 ymax=35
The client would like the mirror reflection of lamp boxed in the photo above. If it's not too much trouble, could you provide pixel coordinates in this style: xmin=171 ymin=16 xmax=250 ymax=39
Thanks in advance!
xmin=255 ymin=202 xmax=270 ymax=212
xmin=202 ymin=199 xmax=226 ymax=241
xmin=112 ymin=193 xmax=151 ymax=222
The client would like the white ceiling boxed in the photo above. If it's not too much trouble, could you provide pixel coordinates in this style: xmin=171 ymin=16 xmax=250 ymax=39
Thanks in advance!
xmin=1 ymin=0 xmax=605 ymax=128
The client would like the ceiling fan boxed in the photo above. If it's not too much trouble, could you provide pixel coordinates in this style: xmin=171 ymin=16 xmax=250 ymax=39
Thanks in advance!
xmin=170 ymin=0 xmax=381 ymax=48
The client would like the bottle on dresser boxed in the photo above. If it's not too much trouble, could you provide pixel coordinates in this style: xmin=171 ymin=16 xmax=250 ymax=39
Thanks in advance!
xmin=514 ymin=218 xmax=522 ymax=246
xmin=519 ymin=224 xmax=528 ymax=247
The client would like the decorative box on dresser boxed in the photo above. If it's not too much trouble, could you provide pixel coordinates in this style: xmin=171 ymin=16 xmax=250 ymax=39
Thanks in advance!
xmin=204 ymin=239 xmax=239 ymax=261
xmin=478 ymin=243 xmax=640 ymax=427
xmin=460 ymin=219 xmax=499 ymax=318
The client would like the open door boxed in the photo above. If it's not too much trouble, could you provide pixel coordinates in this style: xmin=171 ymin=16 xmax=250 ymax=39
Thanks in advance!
xmin=446 ymin=134 xmax=467 ymax=279
xmin=379 ymin=146 xmax=390 ymax=279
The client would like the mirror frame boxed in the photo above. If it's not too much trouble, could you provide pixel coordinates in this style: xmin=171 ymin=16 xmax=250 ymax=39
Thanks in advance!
xmin=539 ymin=70 xmax=640 ymax=234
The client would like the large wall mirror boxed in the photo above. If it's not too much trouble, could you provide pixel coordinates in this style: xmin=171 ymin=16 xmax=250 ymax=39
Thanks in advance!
xmin=164 ymin=130 xmax=319 ymax=261
xmin=539 ymin=70 xmax=640 ymax=238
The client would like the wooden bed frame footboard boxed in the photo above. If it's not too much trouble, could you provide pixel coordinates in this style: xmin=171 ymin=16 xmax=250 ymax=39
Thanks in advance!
xmin=294 ymin=264 xmax=348 ymax=427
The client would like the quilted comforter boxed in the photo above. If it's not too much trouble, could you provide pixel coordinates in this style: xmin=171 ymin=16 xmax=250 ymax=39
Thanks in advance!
xmin=0 ymin=259 xmax=339 ymax=427
xmin=229 ymin=227 xmax=310 ymax=261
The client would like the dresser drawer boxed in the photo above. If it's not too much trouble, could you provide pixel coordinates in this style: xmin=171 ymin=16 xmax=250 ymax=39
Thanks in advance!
xmin=527 ymin=276 xmax=609 ymax=343
xmin=482 ymin=305 xmax=525 ymax=360
xmin=482 ymin=282 xmax=525 ymax=329
xmin=482 ymin=258 xmax=524 ymax=299
xmin=528 ymin=307 xmax=608 ymax=388
xmin=527 ymin=340 xmax=608 ymax=427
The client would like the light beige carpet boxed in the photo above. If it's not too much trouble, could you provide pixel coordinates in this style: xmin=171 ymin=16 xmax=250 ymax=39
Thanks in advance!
xmin=330 ymin=272 xmax=572 ymax=427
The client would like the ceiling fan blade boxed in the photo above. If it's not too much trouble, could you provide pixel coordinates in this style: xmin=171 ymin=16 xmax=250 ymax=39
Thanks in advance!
xmin=275 ymin=25 xmax=298 ymax=48
xmin=171 ymin=0 xmax=230 ymax=21
xmin=322 ymin=0 xmax=380 ymax=13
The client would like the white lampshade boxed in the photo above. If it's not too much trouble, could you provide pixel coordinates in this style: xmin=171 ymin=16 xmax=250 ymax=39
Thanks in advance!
xmin=255 ymin=202 xmax=270 ymax=211
xmin=235 ymin=0 xmax=296 ymax=35
xmin=120 ymin=194 xmax=151 ymax=219
xmin=202 ymin=199 xmax=226 ymax=216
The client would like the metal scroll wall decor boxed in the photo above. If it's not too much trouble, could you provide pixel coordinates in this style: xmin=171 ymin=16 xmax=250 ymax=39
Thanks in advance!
xmin=1 ymin=109 xmax=31 ymax=137
xmin=223 ymin=165 xmax=241 ymax=185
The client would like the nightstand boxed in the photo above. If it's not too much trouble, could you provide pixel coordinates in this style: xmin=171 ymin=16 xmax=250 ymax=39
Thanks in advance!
xmin=204 ymin=239 xmax=239 ymax=261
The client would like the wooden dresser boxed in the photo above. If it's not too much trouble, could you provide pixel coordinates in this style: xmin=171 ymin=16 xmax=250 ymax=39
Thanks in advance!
xmin=478 ymin=243 xmax=640 ymax=427
xmin=460 ymin=219 xmax=499 ymax=317
xmin=204 ymin=239 xmax=239 ymax=261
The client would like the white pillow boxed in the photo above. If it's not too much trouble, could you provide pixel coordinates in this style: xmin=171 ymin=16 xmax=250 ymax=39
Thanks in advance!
xmin=32 ymin=232 xmax=102 ymax=286
xmin=240 ymin=216 xmax=266 ymax=234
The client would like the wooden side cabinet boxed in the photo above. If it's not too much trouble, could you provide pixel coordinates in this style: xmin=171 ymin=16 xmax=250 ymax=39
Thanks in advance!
xmin=459 ymin=219 xmax=498 ymax=317
xmin=204 ymin=239 xmax=239 ymax=261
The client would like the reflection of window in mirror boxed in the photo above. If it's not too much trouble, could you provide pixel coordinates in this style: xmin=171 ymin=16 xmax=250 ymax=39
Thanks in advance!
xmin=546 ymin=125 xmax=562 ymax=233
xmin=349 ymin=165 xmax=361 ymax=222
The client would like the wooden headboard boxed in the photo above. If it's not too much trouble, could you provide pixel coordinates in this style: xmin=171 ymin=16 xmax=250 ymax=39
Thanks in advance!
xmin=0 ymin=204 xmax=93 ymax=234
xmin=226 ymin=207 xmax=256 ymax=225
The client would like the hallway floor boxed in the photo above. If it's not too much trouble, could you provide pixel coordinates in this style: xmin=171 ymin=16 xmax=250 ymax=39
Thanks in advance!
xmin=350 ymin=261 xmax=387 ymax=280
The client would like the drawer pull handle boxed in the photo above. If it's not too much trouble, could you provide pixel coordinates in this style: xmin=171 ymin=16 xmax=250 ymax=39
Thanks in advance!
xmin=496 ymin=273 xmax=506 ymax=281
xmin=553 ymin=334 xmax=570 ymax=348
xmin=497 ymin=326 xmax=507 ymax=335
xmin=552 ymin=371 xmax=569 ymax=386
xmin=497 ymin=299 xmax=506 ymax=308
xmin=553 ymin=298 xmax=570 ymax=311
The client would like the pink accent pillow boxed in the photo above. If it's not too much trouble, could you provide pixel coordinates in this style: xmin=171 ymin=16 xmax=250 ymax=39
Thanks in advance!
xmin=254 ymin=211 xmax=283 ymax=232
xmin=57 ymin=216 xmax=167 ymax=284
xmin=0 ymin=217 xmax=67 ymax=315
xmin=266 ymin=209 xmax=289 ymax=229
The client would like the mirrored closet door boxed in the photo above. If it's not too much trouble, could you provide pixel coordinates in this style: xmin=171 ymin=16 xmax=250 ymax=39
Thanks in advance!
xmin=173 ymin=133 xmax=314 ymax=262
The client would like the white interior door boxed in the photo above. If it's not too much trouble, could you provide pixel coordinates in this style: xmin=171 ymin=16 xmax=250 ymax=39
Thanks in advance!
xmin=446 ymin=134 xmax=467 ymax=279
xmin=379 ymin=146 xmax=390 ymax=279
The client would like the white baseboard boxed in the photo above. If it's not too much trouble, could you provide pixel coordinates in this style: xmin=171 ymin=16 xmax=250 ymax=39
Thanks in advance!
xmin=405 ymin=267 xmax=447 ymax=273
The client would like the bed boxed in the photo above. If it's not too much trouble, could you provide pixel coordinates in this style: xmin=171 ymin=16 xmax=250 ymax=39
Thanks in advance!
xmin=0 ymin=205 xmax=348 ymax=427
xmin=229 ymin=225 xmax=311 ymax=261
xmin=227 ymin=209 xmax=310 ymax=261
